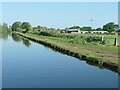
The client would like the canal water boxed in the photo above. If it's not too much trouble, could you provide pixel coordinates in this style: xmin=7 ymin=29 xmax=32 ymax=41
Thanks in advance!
xmin=2 ymin=34 xmax=118 ymax=88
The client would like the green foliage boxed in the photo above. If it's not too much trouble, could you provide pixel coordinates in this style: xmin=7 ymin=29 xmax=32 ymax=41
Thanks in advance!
xmin=96 ymin=28 xmax=103 ymax=31
xmin=0 ymin=24 xmax=2 ymax=39
xmin=103 ymin=22 xmax=118 ymax=33
xmin=8 ymin=21 xmax=119 ymax=46
xmin=85 ymin=36 xmax=101 ymax=43
xmin=33 ymin=25 xmax=50 ymax=31
xmin=22 ymin=38 xmax=31 ymax=47
xmin=12 ymin=33 xmax=22 ymax=42
xmin=21 ymin=22 xmax=32 ymax=32
xmin=11 ymin=21 xmax=33 ymax=33
xmin=11 ymin=21 xmax=22 ymax=31
xmin=69 ymin=26 xmax=80 ymax=29
xmin=81 ymin=27 xmax=92 ymax=31
xmin=33 ymin=30 xmax=109 ymax=45
xmin=1 ymin=23 xmax=11 ymax=40
xmin=100 ymin=39 xmax=106 ymax=45
xmin=11 ymin=33 xmax=31 ymax=47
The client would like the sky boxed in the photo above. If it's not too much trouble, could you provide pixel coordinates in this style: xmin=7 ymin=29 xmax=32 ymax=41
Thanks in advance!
xmin=1 ymin=0 xmax=120 ymax=2
xmin=2 ymin=2 xmax=118 ymax=29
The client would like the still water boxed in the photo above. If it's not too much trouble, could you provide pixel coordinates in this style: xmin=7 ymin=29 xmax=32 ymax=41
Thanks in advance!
xmin=2 ymin=34 xmax=118 ymax=88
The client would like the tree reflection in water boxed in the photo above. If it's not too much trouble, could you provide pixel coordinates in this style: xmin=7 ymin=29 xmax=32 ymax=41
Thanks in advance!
xmin=12 ymin=33 xmax=31 ymax=47
xmin=22 ymin=38 xmax=31 ymax=47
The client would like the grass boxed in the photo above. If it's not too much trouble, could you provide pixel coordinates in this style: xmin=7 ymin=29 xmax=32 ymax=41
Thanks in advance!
xmin=16 ymin=32 xmax=119 ymax=67
xmin=33 ymin=30 xmax=117 ymax=46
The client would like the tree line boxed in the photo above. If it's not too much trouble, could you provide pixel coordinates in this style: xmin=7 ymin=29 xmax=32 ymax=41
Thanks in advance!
xmin=68 ymin=22 xmax=119 ymax=33
xmin=0 ymin=21 xmax=119 ymax=34
xmin=11 ymin=21 xmax=33 ymax=33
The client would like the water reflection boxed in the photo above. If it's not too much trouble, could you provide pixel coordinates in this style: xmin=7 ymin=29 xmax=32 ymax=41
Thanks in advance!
xmin=12 ymin=33 xmax=22 ymax=42
xmin=1 ymin=30 xmax=31 ymax=47
xmin=22 ymin=38 xmax=31 ymax=47
xmin=11 ymin=33 xmax=31 ymax=47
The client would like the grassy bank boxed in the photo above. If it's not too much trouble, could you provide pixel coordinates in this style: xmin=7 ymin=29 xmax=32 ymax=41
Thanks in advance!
xmin=16 ymin=32 xmax=119 ymax=73
xmin=32 ymin=30 xmax=117 ymax=46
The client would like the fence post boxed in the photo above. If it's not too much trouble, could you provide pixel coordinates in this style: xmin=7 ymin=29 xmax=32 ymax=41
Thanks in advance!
xmin=114 ymin=37 xmax=118 ymax=46
xmin=101 ymin=36 xmax=104 ymax=42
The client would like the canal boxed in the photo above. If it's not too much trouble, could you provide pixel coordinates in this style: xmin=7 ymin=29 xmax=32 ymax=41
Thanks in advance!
xmin=2 ymin=34 xmax=118 ymax=88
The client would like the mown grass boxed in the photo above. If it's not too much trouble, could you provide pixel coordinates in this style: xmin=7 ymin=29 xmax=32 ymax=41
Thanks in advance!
xmin=16 ymin=32 xmax=119 ymax=66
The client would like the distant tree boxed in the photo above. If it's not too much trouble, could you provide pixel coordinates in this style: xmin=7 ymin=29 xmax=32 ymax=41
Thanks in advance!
xmin=81 ymin=27 xmax=92 ymax=31
xmin=28 ymin=26 xmax=33 ymax=31
xmin=0 ymin=24 xmax=2 ymax=39
xmin=114 ymin=24 xmax=119 ymax=31
xmin=57 ymin=29 xmax=60 ymax=31
xmin=2 ymin=23 xmax=9 ymax=31
xmin=0 ymin=24 xmax=2 ymax=32
xmin=69 ymin=26 xmax=80 ymax=29
xmin=11 ymin=21 xmax=22 ymax=31
xmin=96 ymin=28 xmax=103 ymax=31
xmin=92 ymin=29 xmax=96 ymax=31
xmin=33 ymin=27 xmax=37 ymax=31
xmin=2 ymin=23 xmax=11 ymax=40
xmin=37 ymin=25 xmax=41 ymax=29
xmin=34 ymin=25 xmax=48 ymax=31
xmin=103 ymin=22 xmax=118 ymax=33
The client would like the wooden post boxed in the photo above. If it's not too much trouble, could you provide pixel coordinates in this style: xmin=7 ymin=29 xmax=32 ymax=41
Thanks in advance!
xmin=101 ymin=36 xmax=104 ymax=42
xmin=114 ymin=32 xmax=120 ymax=46
xmin=114 ymin=37 xmax=118 ymax=46
xmin=118 ymin=37 xmax=120 ymax=46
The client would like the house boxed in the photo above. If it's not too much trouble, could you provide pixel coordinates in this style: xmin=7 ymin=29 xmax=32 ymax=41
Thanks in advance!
xmin=80 ymin=31 xmax=89 ymax=34
xmin=65 ymin=29 xmax=80 ymax=33
xmin=79 ymin=31 xmax=109 ymax=34
xmin=90 ymin=31 xmax=109 ymax=34
xmin=64 ymin=28 xmax=109 ymax=34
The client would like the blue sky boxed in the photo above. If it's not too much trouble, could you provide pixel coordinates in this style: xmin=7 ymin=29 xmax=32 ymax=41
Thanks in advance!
xmin=2 ymin=2 xmax=118 ymax=29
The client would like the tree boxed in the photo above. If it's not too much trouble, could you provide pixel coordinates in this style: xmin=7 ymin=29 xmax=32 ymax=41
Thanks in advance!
xmin=2 ymin=23 xmax=11 ymax=40
xmin=21 ymin=22 xmax=32 ymax=32
xmin=0 ymin=24 xmax=2 ymax=39
xmin=81 ymin=27 xmax=92 ymax=31
xmin=103 ymin=22 xmax=118 ymax=33
xmin=2 ymin=23 xmax=10 ymax=32
xmin=69 ymin=26 xmax=80 ymax=29
xmin=28 ymin=26 xmax=33 ymax=31
xmin=11 ymin=21 xmax=22 ymax=31
xmin=37 ymin=25 xmax=41 ymax=29
xmin=96 ymin=28 xmax=103 ymax=31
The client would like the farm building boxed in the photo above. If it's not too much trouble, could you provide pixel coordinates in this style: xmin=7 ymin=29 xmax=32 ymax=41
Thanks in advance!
xmin=89 ymin=31 xmax=109 ymax=34
xmin=65 ymin=29 xmax=80 ymax=33
xmin=64 ymin=28 xmax=109 ymax=34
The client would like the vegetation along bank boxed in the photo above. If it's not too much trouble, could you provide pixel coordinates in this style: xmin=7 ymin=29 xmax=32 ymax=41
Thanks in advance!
xmin=1 ymin=21 xmax=120 ymax=73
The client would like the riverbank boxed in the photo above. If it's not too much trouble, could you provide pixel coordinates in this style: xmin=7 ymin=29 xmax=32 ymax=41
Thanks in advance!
xmin=15 ymin=32 xmax=119 ymax=73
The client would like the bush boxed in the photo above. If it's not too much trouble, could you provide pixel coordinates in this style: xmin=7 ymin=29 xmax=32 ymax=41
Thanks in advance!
xmin=85 ymin=36 xmax=101 ymax=43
